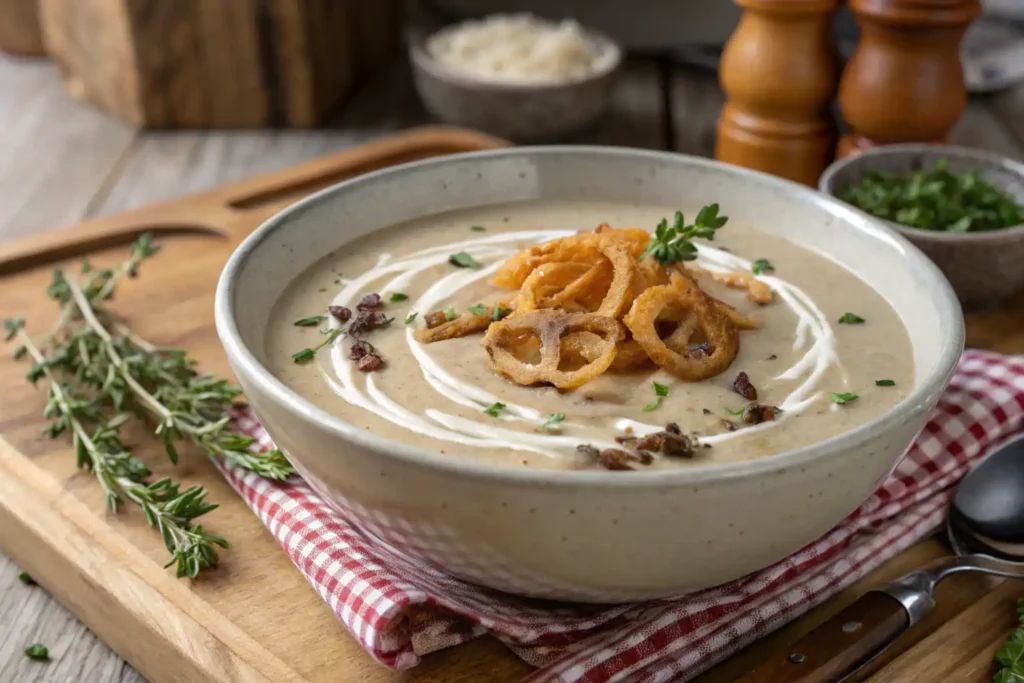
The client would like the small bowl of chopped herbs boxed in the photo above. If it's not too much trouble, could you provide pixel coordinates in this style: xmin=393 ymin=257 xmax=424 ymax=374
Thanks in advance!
xmin=820 ymin=144 xmax=1024 ymax=308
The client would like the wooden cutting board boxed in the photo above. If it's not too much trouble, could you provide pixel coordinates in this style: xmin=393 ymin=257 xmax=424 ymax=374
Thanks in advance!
xmin=0 ymin=126 xmax=1021 ymax=683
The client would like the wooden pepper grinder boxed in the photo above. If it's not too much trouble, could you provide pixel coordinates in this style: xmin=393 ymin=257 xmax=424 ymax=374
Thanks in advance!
xmin=716 ymin=0 xmax=841 ymax=186
xmin=837 ymin=0 xmax=980 ymax=157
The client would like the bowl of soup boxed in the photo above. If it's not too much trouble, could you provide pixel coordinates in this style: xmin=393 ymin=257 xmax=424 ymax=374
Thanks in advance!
xmin=215 ymin=147 xmax=963 ymax=602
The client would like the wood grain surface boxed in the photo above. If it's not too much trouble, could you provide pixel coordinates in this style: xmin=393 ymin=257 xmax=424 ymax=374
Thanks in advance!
xmin=37 ymin=0 xmax=404 ymax=128
xmin=0 ymin=52 xmax=1022 ymax=683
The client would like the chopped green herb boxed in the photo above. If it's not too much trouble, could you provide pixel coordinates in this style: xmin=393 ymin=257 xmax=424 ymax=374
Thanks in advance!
xmin=838 ymin=312 xmax=866 ymax=325
xmin=875 ymin=379 xmax=896 ymax=387
xmin=994 ymin=596 xmax=1024 ymax=682
xmin=405 ymin=312 xmax=418 ymax=325
xmin=725 ymin=406 xmax=746 ymax=416
xmin=18 ymin=572 xmax=35 ymax=585
xmin=293 ymin=315 xmax=327 ymax=327
xmin=448 ymin=251 xmax=481 ymax=268
xmin=642 ymin=381 xmax=670 ymax=412
xmin=639 ymin=204 xmax=728 ymax=265
xmin=389 ymin=292 xmax=408 ymax=302
xmin=829 ymin=392 xmax=859 ymax=405
xmin=4 ymin=317 xmax=25 ymax=341
xmin=443 ymin=308 xmax=458 ymax=321
xmin=484 ymin=402 xmax=506 ymax=418
xmin=292 ymin=328 xmax=342 ymax=364
xmin=751 ymin=259 xmax=774 ymax=275
xmin=840 ymin=158 xmax=1024 ymax=233
xmin=540 ymin=413 xmax=565 ymax=431
xmin=492 ymin=305 xmax=507 ymax=322
xmin=24 ymin=644 xmax=49 ymax=661
xmin=471 ymin=225 xmax=487 ymax=231
xmin=468 ymin=304 xmax=490 ymax=316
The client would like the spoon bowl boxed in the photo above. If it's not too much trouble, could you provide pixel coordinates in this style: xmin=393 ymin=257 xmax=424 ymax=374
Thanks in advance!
xmin=952 ymin=434 xmax=1024 ymax=544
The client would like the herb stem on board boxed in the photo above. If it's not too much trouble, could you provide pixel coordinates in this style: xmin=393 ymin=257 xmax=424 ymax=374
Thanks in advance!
xmin=63 ymin=276 xmax=293 ymax=480
xmin=10 ymin=324 xmax=227 ymax=578
xmin=994 ymin=596 xmax=1024 ymax=682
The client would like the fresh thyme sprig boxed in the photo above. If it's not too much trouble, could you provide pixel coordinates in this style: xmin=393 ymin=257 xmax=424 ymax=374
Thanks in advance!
xmin=10 ymin=322 xmax=227 ymax=578
xmin=5 ymin=234 xmax=294 ymax=577
xmin=62 ymin=276 xmax=293 ymax=479
xmin=994 ymin=596 xmax=1024 ymax=682
xmin=639 ymin=204 xmax=729 ymax=265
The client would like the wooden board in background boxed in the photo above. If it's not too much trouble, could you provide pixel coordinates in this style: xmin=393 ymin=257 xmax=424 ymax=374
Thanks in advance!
xmin=0 ymin=124 xmax=1021 ymax=683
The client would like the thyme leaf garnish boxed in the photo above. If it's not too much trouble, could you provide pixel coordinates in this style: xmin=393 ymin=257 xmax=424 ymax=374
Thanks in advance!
xmin=838 ymin=312 xmax=866 ymax=324
xmin=293 ymin=328 xmax=343 ymax=364
xmin=642 ymin=381 xmax=670 ymax=412
xmin=293 ymin=315 xmax=327 ymax=327
xmin=540 ymin=413 xmax=565 ymax=431
xmin=448 ymin=251 xmax=481 ymax=268
xmin=638 ymin=204 xmax=728 ymax=265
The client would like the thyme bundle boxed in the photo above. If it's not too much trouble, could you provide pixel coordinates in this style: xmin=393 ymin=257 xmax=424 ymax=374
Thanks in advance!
xmin=4 ymin=235 xmax=294 ymax=577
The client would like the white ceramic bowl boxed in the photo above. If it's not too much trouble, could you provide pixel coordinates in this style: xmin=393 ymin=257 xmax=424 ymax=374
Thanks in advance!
xmin=215 ymin=148 xmax=963 ymax=603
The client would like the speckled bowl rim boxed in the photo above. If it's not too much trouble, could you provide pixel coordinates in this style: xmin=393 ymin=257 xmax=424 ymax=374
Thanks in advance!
xmin=819 ymin=144 xmax=1024 ymax=243
xmin=215 ymin=147 xmax=964 ymax=489
xmin=408 ymin=23 xmax=622 ymax=92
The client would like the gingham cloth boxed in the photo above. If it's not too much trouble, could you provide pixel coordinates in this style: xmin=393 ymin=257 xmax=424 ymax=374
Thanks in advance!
xmin=217 ymin=350 xmax=1024 ymax=682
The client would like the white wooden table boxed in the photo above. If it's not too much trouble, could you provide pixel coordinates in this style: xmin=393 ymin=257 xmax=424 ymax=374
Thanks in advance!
xmin=1 ymin=51 xmax=1023 ymax=683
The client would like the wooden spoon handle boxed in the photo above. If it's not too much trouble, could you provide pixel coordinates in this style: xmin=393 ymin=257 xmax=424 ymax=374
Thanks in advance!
xmin=735 ymin=591 xmax=910 ymax=683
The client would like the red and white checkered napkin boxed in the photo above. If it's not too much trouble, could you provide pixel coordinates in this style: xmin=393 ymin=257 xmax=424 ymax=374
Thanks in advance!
xmin=218 ymin=350 xmax=1024 ymax=683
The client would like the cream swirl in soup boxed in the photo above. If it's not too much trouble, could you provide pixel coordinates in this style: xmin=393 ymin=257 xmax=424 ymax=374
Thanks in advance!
xmin=267 ymin=201 xmax=913 ymax=471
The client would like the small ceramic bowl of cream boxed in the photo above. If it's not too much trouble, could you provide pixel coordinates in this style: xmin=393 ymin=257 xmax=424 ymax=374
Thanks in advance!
xmin=410 ymin=14 xmax=622 ymax=142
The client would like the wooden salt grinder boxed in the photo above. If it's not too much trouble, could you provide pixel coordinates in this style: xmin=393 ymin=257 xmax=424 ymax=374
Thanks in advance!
xmin=716 ymin=0 xmax=841 ymax=186
xmin=837 ymin=0 xmax=980 ymax=157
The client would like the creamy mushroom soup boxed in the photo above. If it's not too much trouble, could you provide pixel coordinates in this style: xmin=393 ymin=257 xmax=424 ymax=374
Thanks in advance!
xmin=266 ymin=200 xmax=913 ymax=471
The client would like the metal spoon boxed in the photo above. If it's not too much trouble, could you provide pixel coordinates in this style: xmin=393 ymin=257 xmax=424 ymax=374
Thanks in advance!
xmin=736 ymin=434 xmax=1024 ymax=683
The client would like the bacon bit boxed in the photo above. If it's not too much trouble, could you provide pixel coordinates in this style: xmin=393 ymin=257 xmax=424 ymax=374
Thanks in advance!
xmin=732 ymin=371 xmax=758 ymax=401
xmin=576 ymin=444 xmax=601 ymax=460
xmin=615 ymin=435 xmax=638 ymax=447
xmin=635 ymin=423 xmax=695 ymax=459
xmin=635 ymin=451 xmax=654 ymax=465
xmin=423 ymin=311 xmax=449 ymax=329
xmin=348 ymin=310 xmax=391 ymax=335
xmin=721 ymin=419 xmax=737 ymax=432
xmin=742 ymin=404 xmax=782 ymax=425
xmin=767 ymin=354 xmax=777 ymax=361
xmin=357 ymin=353 xmax=384 ymax=372
xmin=598 ymin=449 xmax=636 ymax=471
xmin=349 ymin=340 xmax=372 ymax=360
xmin=357 ymin=293 xmax=382 ymax=310
xmin=329 ymin=305 xmax=351 ymax=322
